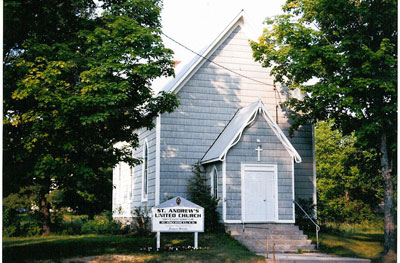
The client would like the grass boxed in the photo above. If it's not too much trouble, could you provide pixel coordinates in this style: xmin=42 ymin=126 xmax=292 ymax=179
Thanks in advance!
xmin=3 ymin=232 xmax=265 ymax=263
xmin=4 ymin=220 xmax=390 ymax=263
xmin=305 ymin=221 xmax=386 ymax=263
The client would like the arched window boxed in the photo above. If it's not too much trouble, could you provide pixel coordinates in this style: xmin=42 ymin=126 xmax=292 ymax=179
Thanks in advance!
xmin=142 ymin=140 xmax=149 ymax=201
xmin=211 ymin=166 xmax=218 ymax=198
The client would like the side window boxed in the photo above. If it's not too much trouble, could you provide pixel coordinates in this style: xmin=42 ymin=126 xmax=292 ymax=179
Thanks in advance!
xmin=211 ymin=166 xmax=218 ymax=198
xmin=142 ymin=140 xmax=149 ymax=201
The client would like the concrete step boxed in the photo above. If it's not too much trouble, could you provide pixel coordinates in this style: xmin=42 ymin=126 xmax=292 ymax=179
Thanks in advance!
xmin=229 ymin=229 xmax=305 ymax=236
xmin=235 ymin=237 xmax=316 ymax=251
xmin=270 ymin=234 xmax=307 ymax=240
xmin=262 ymin=253 xmax=371 ymax=263
xmin=227 ymin=224 xmax=301 ymax=231
xmin=249 ymin=244 xmax=317 ymax=253
xmin=226 ymin=223 xmax=317 ymax=253
xmin=236 ymin=238 xmax=312 ymax=246
xmin=230 ymin=231 xmax=307 ymax=239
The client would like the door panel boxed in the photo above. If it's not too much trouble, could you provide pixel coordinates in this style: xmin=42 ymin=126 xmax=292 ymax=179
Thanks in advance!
xmin=243 ymin=167 xmax=276 ymax=222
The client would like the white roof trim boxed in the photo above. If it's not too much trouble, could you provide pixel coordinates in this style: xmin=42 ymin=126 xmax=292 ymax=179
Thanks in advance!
xmin=258 ymin=102 xmax=302 ymax=163
xmin=201 ymin=99 xmax=302 ymax=164
xmin=160 ymin=10 xmax=259 ymax=95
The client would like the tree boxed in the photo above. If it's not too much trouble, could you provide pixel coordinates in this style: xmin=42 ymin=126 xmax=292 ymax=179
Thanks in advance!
xmin=251 ymin=0 xmax=396 ymax=258
xmin=4 ymin=0 xmax=178 ymax=235
xmin=187 ymin=164 xmax=221 ymax=232
xmin=315 ymin=121 xmax=382 ymax=223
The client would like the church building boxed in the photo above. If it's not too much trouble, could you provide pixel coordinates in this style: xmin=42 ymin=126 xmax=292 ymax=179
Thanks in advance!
xmin=112 ymin=11 xmax=316 ymax=226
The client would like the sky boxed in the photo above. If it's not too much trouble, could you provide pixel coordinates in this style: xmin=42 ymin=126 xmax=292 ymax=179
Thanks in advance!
xmin=160 ymin=0 xmax=287 ymax=62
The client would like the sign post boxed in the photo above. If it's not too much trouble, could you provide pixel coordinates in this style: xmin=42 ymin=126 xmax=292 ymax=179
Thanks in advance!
xmin=194 ymin=232 xmax=198 ymax=249
xmin=152 ymin=196 xmax=204 ymax=250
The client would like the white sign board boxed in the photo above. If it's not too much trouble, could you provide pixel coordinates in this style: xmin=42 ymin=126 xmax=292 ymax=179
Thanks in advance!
xmin=152 ymin=196 xmax=204 ymax=233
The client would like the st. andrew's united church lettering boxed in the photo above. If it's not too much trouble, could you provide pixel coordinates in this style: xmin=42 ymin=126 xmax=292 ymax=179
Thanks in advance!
xmin=152 ymin=197 xmax=204 ymax=232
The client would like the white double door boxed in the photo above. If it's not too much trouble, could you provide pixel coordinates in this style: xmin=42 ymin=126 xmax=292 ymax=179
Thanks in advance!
xmin=242 ymin=164 xmax=277 ymax=222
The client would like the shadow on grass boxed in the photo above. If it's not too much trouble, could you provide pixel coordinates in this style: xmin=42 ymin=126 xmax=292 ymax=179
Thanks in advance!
xmin=3 ymin=233 xmax=264 ymax=263
xmin=4 ymin=235 xmax=154 ymax=263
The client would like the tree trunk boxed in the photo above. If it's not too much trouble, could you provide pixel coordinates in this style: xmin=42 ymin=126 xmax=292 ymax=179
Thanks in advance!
xmin=40 ymin=197 xmax=51 ymax=236
xmin=380 ymin=132 xmax=396 ymax=262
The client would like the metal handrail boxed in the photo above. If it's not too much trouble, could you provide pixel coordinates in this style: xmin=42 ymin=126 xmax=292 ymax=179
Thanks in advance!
xmin=293 ymin=200 xmax=320 ymax=249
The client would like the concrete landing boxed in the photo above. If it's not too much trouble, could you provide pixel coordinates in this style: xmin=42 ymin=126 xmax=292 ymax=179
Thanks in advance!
xmin=261 ymin=253 xmax=371 ymax=263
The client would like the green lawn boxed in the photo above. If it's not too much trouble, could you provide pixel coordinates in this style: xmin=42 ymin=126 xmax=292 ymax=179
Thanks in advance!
xmin=3 ymin=233 xmax=265 ymax=263
xmin=3 ymin=223 xmax=389 ymax=263
xmin=306 ymin=222 xmax=386 ymax=263
xmin=317 ymin=232 xmax=384 ymax=262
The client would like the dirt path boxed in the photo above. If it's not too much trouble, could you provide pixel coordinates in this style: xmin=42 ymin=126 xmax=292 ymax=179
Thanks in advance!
xmin=34 ymin=254 xmax=157 ymax=263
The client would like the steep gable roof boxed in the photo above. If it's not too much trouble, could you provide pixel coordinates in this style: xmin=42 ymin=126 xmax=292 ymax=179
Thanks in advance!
xmin=201 ymin=99 xmax=302 ymax=164
xmin=160 ymin=10 xmax=259 ymax=94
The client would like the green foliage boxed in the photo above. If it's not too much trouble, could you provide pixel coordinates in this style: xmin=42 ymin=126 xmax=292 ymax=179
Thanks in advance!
xmin=324 ymin=218 xmax=384 ymax=235
xmin=3 ymin=186 xmax=41 ymax=237
xmin=295 ymin=198 xmax=317 ymax=231
xmin=315 ymin=121 xmax=382 ymax=223
xmin=18 ymin=215 xmax=43 ymax=237
xmin=4 ymin=0 xmax=179 ymax=233
xmin=187 ymin=164 xmax=222 ymax=232
xmin=61 ymin=217 xmax=86 ymax=235
xmin=251 ymin=0 xmax=397 ymax=149
xmin=81 ymin=212 xmax=122 ymax=235
xmin=131 ymin=206 xmax=151 ymax=236
xmin=3 ymin=213 xmax=42 ymax=237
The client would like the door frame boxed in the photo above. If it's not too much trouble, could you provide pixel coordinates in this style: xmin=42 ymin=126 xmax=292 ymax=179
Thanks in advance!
xmin=241 ymin=163 xmax=278 ymax=223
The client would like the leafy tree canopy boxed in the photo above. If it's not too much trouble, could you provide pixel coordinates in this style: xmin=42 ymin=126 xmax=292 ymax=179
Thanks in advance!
xmin=251 ymin=0 xmax=396 ymax=149
xmin=4 ymin=0 xmax=179 ymax=233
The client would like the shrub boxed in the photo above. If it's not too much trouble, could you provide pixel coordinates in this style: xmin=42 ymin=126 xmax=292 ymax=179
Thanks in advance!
xmin=60 ymin=217 xmax=85 ymax=235
xmin=295 ymin=198 xmax=318 ymax=231
xmin=3 ymin=187 xmax=40 ymax=237
xmin=19 ymin=219 xmax=42 ymax=236
xmin=81 ymin=212 xmax=122 ymax=234
xmin=131 ymin=206 xmax=151 ymax=236
xmin=187 ymin=163 xmax=222 ymax=232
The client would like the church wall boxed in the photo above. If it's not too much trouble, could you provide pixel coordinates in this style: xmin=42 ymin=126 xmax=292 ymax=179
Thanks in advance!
xmin=159 ymin=23 xmax=314 ymax=215
xmin=225 ymin=114 xmax=294 ymax=221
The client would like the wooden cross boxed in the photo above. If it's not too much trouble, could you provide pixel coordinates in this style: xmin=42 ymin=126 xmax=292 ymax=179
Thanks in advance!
xmin=255 ymin=145 xmax=263 ymax=162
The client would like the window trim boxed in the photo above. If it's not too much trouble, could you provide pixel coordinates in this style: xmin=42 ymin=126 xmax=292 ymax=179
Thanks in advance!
xmin=141 ymin=139 xmax=149 ymax=202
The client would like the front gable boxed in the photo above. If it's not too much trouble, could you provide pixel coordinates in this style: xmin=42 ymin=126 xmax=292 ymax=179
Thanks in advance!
xmin=201 ymin=99 xmax=302 ymax=164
